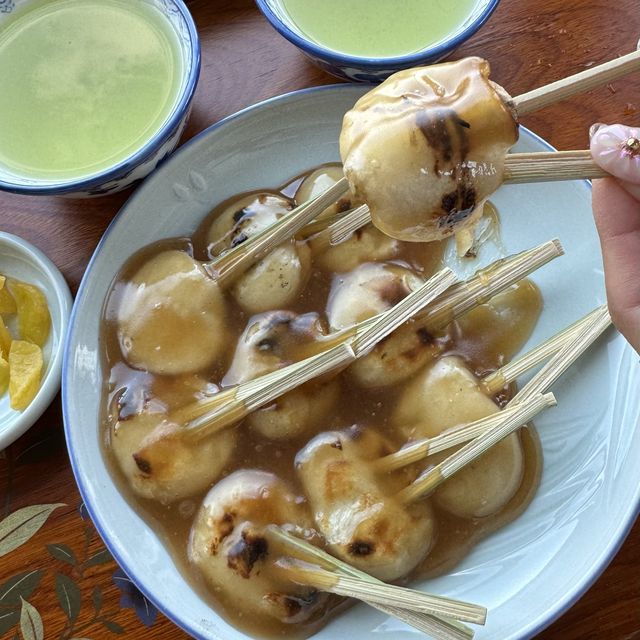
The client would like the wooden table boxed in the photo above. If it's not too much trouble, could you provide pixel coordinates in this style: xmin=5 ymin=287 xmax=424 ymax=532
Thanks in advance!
xmin=1 ymin=0 xmax=639 ymax=638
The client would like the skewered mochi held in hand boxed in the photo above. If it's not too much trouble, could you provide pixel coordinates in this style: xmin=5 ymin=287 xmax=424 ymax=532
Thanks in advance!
xmin=207 ymin=192 xmax=311 ymax=314
xmin=110 ymin=378 xmax=236 ymax=504
xmin=189 ymin=470 xmax=329 ymax=625
xmin=340 ymin=57 xmax=519 ymax=242
xmin=117 ymin=250 xmax=228 ymax=375
xmin=223 ymin=311 xmax=340 ymax=440
xmin=296 ymin=427 xmax=435 ymax=581
xmin=393 ymin=355 xmax=524 ymax=519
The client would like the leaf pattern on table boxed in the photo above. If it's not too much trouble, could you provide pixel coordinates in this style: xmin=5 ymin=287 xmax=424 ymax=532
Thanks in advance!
xmin=0 ymin=609 xmax=20 ymax=636
xmin=0 ymin=489 xmax=154 ymax=638
xmin=91 ymin=585 xmax=102 ymax=616
xmin=47 ymin=543 xmax=78 ymax=567
xmin=101 ymin=620 xmax=125 ymax=634
xmin=85 ymin=548 xmax=113 ymax=568
xmin=55 ymin=573 xmax=82 ymax=622
xmin=112 ymin=568 xmax=158 ymax=628
xmin=0 ymin=570 xmax=43 ymax=606
xmin=19 ymin=597 xmax=44 ymax=640
xmin=0 ymin=504 xmax=65 ymax=557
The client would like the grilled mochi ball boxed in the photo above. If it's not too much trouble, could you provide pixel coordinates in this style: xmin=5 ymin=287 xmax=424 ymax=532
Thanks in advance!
xmin=393 ymin=355 xmax=525 ymax=519
xmin=296 ymin=427 xmax=435 ymax=581
xmin=117 ymin=249 xmax=228 ymax=375
xmin=189 ymin=470 xmax=329 ymax=625
xmin=207 ymin=192 xmax=311 ymax=314
xmin=340 ymin=57 xmax=519 ymax=242
xmin=223 ymin=311 xmax=340 ymax=440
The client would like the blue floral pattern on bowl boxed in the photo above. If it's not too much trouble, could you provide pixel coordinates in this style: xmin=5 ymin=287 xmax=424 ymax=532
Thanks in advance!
xmin=255 ymin=0 xmax=501 ymax=83
xmin=0 ymin=0 xmax=200 ymax=197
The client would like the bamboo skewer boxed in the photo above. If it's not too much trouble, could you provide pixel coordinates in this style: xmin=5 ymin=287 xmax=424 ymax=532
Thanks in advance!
xmin=482 ymin=306 xmax=603 ymax=394
xmin=510 ymin=305 xmax=611 ymax=404
xmin=402 ymin=306 xmax=611 ymax=503
xmin=374 ymin=404 xmax=542 ymax=474
xmin=513 ymin=49 xmax=640 ymax=115
xmin=281 ymin=561 xmax=486 ymax=625
xmin=306 ymin=204 xmax=372 ymax=252
xmin=398 ymin=392 xmax=557 ymax=504
xmin=353 ymin=268 xmax=458 ymax=356
xmin=420 ymin=239 xmax=563 ymax=332
xmin=503 ymin=151 xmax=607 ymax=184
xmin=267 ymin=527 xmax=478 ymax=640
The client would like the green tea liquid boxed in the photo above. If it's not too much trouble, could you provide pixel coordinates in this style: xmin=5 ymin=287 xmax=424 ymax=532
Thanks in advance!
xmin=281 ymin=0 xmax=480 ymax=58
xmin=0 ymin=0 xmax=184 ymax=181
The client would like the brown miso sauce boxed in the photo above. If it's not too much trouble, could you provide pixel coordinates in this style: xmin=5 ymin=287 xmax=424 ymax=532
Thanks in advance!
xmin=100 ymin=164 xmax=543 ymax=639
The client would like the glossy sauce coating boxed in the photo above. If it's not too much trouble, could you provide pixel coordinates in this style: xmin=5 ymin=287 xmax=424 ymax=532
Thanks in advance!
xmin=340 ymin=58 xmax=519 ymax=242
xmin=100 ymin=164 xmax=542 ymax=639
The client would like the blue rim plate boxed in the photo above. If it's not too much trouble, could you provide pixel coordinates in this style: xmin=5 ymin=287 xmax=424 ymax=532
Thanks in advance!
xmin=63 ymin=84 xmax=640 ymax=640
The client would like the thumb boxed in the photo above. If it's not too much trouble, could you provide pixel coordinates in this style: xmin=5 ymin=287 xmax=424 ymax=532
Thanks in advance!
xmin=590 ymin=123 xmax=640 ymax=200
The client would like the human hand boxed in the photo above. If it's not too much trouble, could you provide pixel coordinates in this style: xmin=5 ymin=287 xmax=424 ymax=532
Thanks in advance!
xmin=590 ymin=123 xmax=640 ymax=353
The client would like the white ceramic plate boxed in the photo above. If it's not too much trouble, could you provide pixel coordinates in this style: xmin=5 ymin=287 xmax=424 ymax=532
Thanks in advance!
xmin=62 ymin=85 xmax=640 ymax=640
xmin=0 ymin=232 xmax=72 ymax=450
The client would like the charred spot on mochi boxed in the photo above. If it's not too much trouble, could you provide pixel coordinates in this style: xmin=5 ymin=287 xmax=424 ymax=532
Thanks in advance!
xmin=438 ymin=166 xmax=477 ymax=230
xmin=348 ymin=540 xmax=375 ymax=556
xmin=377 ymin=279 xmax=409 ymax=307
xmin=337 ymin=198 xmax=352 ymax=213
xmin=265 ymin=590 xmax=319 ymax=621
xmin=208 ymin=512 xmax=236 ymax=555
xmin=232 ymin=207 xmax=248 ymax=223
xmin=416 ymin=110 xmax=453 ymax=164
xmin=227 ymin=530 xmax=269 ymax=578
xmin=416 ymin=108 xmax=470 ymax=172
xmin=456 ymin=117 xmax=471 ymax=129
xmin=354 ymin=227 xmax=364 ymax=240
xmin=133 ymin=454 xmax=152 ymax=476
xmin=416 ymin=327 xmax=435 ymax=345
xmin=330 ymin=439 xmax=343 ymax=450
xmin=230 ymin=232 xmax=249 ymax=248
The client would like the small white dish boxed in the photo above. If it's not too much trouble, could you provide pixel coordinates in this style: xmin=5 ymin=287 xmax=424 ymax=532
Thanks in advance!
xmin=63 ymin=85 xmax=640 ymax=640
xmin=0 ymin=232 xmax=72 ymax=450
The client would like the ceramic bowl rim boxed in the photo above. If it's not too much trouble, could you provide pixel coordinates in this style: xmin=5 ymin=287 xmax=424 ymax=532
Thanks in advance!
xmin=0 ymin=0 xmax=201 ymax=196
xmin=62 ymin=83 xmax=640 ymax=640
xmin=254 ymin=0 xmax=501 ymax=69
